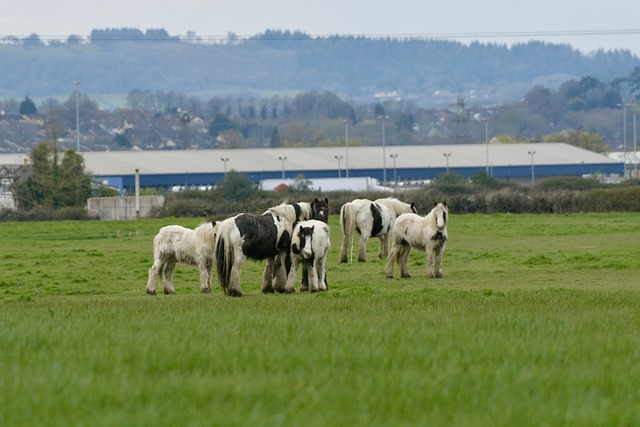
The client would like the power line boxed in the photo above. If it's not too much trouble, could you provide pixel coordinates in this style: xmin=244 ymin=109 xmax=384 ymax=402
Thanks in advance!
xmin=3 ymin=28 xmax=640 ymax=43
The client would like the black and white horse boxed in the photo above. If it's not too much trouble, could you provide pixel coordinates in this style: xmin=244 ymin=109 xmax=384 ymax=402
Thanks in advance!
xmin=385 ymin=202 xmax=448 ymax=279
xmin=215 ymin=212 xmax=292 ymax=296
xmin=285 ymin=220 xmax=330 ymax=293
xmin=146 ymin=220 xmax=218 ymax=295
xmin=339 ymin=197 xmax=416 ymax=263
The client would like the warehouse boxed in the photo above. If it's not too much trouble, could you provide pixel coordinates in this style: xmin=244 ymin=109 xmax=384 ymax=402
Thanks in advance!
xmin=0 ymin=143 xmax=624 ymax=193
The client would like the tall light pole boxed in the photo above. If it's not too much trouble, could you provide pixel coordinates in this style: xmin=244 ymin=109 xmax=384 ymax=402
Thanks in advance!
xmin=390 ymin=153 xmax=398 ymax=186
xmin=278 ymin=156 xmax=287 ymax=180
xmin=484 ymin=117 xmax=490 ymax=174
xmin=528 ymin=150 xmax=536 ymax=184
xmin=343 ymin=119 xmax=350 ymax=178
xmin=334 ymin=155 xmax=343 ymax=179
xmin=443 ymin=153 xmax=451 ymax=174
xmin=73 ymin=80 xmax=80 ymax=152
xmin=378 ymin=115 xmax=388 ymax=183
xmin=621 ymin=103 xmax=628 ymax=178
xmin=633 ymin=106 xmax=638 ymax=178
xmin=221 ymin=157 xmax=229 ymax=177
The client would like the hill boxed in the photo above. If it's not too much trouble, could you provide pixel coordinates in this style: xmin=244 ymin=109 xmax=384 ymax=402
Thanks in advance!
xmin=1 ymin=29 xmax=639 ymax=107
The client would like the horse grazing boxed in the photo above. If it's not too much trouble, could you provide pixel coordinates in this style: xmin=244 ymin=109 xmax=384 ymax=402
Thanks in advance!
xmin=285 ymin=220 xmax=330 ymax=293
xmin=146 ymin=220 xmax=218 ymax=295
xmin=339 ymin=197 xmax=416 ymax=263
xmin=215 ymin=212 xmax=292 ymax=297
xmin=385 ymin=202 xmax=448 ymax=279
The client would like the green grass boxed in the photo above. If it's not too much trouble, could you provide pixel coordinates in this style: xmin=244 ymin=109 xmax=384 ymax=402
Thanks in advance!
xmin=1 ymin=213 xmax=640 ymax=426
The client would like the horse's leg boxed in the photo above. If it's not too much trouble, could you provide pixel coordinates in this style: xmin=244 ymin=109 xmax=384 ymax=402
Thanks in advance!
xmin=378 ymin=235 xmax=388 ymax=259
xmin=227 ymin=255 xmax=245 ymax=297
xmin=308 ymin=259 xmax=319 ymax=293
xmin=285 ymin=256 xmax=299 ymax=293
xmin=358 ymin=231 xmax=370 ymax=262
xmin=318 ymin=255 xmax=328 ymax=292
xmin=434 ymin=246 xmax=444 ymax=278
xmin=426 ymin=243 xmax=435 ymax=278
xmin=198 ymin=259 xmax=212 ymax=293
xmin=205 ymin=259 xmax=214 ymax=292
xmin=385 ymin=241 xmax=397 ymax=278
xmin=273 ymin=252 xmax=288 ymax=293
xmin=163 ymin=259 xmax=177 ymax=294
xmin=339 ymin=231 xmax=349 ymax=263
xmin=400 ymin=244 xmax=412 ymax=278
xmin=300 ymin=264 xmax=309 ymax=292
xmin=146 ymin=259 xmax=162 ymax=295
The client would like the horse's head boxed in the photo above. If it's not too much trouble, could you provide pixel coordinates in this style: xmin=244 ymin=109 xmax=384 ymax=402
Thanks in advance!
xmin=311 ymin=197 xmax=330 ymax=223
xmin=433 ymin=201 xmax=448 ymax=231
xmin=296 ymin=225 xmax=315 ymax=259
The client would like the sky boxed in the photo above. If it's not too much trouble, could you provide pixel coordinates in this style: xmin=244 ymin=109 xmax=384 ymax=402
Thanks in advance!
xmin=3 ymin=0 xmax=640 ymax=55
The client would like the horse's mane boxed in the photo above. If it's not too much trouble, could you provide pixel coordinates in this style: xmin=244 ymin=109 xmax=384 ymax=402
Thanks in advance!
xmin=376 ymin=197 xmax=414 ymax=215
xmin=264 ymin=202 xmax=310 ymax=224
xmin=194 ymin=220 xmax=217 ymax=241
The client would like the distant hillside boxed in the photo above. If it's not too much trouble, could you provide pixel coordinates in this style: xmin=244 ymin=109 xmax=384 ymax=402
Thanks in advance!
xmin=1 ymin=29 xmax=639 ymax=106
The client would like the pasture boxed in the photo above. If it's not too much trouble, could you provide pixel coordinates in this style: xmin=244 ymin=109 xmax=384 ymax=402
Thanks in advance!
xmin=1 ymin=213 xmax=640 ymax=426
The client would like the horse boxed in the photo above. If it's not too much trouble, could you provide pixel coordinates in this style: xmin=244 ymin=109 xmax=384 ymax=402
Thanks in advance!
xmin=285 ymin=220 xmax=330 ymax=293
xmin=215 ymin=211 xmax=292 ymax=297
xmin=146 ymin=220 xmax=218 ymax=295
xmin=266 ymin=197 xmax=331 ymax=292
xmin=262 ymin=197 xmax=330 ymax=225
xmin=385 ymin=202 xmax=448 ymax=279
xmin=339 ymin=197 xmax=417 ymax=263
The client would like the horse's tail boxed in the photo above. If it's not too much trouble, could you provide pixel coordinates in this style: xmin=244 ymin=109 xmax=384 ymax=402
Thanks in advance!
xmin=340 ymin=202 xmax=357 ymax=263
xmin=215 ymin=221 xmax=234 ymax=295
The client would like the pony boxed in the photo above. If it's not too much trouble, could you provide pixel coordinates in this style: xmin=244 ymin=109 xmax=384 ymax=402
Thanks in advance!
xmin=285 ymin=220 xmax=330 ymax=293
xmin=215 ymin=212 xmax=292 ymax=297
xmin=266 ymin=197 xmax=331 ymax=292
xmin=385 ymin=202 xmax=448 ymax=279
xmin=262 ymin=197 xmax=330 ymax=225
xmin=146 ymin=220 xmax=218 ymax=295
xmin=339 ymin=197 xmax=416 ymax=263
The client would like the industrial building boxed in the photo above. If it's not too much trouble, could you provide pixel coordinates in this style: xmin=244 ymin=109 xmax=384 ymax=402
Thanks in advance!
xmin=0 ymin=143 xmax=624 ymax=194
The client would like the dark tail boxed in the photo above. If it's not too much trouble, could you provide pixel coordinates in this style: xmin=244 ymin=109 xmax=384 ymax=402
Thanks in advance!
xmin=215 ymin=230 xmax=233 ymax=295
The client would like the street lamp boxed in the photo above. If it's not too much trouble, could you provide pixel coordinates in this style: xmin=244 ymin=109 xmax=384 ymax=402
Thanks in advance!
xmin=73 ymin=80 xmax=80 ymax=152
xmin=620 ymin=102 xmax=628 ymax=178
xmin=278 ymin=156 xmax=287 ymax=180
xmin=179 ymin=109 xmax=192 ymax=150
xmin=483 ymin=117 xmax=490 ymax=174
xmin=334 ymin=155 xmax=343 ymax=179
xmin=378 ymin=115 xmax=388 ymax=183
xmin=343 ymin=119 xmax=350 ymax=178
xmin=390 ymin=153 xmax=398 ymax=186
xmin=633 ymin=105 xmax=638 ymax=178
xmin=528 ymin=150 xmax=536 ymax=184
xmin=221 ymin=157 xmax=229 ymax=176
xmin=443 ymin=153 xmax=451 ymax=174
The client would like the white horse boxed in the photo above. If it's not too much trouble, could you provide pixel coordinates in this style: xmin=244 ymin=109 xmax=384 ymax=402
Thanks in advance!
xmin=339 ymin=197 xmax=416 ymax=263
xmin=385 ymin=202 xmax=448 ymax=279
xmin=146 ymin=220 xmax=218 ymax=295
xmin=285 ymin=220 xmax=330 ymax=293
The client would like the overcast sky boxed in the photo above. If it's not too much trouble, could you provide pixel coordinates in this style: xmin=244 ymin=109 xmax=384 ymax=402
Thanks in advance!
xmin=3 ymin=0 xmax=640 ymax=54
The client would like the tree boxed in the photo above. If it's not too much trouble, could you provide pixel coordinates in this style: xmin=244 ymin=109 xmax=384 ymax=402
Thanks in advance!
xmin=19 ymin=96 xmax=37 ymax=115
xmin=12 ymin=142 xmax=92 ymax=209
xmin=217 ymin=171 xmax=255 ymax=200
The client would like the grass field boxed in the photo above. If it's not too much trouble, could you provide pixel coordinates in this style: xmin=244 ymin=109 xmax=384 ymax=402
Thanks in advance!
xmin=1 ymin=213 xmax=640 ymax=426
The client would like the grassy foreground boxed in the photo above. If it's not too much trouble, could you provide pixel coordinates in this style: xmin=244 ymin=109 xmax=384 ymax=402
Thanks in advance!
xmin=1 ymin=213 xmax=640 ymax=426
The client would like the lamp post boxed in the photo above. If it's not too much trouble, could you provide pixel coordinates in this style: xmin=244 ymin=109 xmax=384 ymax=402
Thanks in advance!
xmin=484 ymin=117 xmax=490 ymax=174
xmin=528 ymin=150 xmax=536 ymax=184
xmin=343 ymin=119 xmax=350 ymax=178
xmin=334 ymin=155 xmax=343 ymax=179
xmin=621 ymin=103 xmax=628 ymax=178
xmin=443 ymin=153 xmax=451 ymax=174
xmin=390 ymin=153 xmax=398 ymax=186
xmin=378 ymin=115 xmax=388 ymax=183
xmin=633 ymin=106 xmax=638 ymax=178
xmin=221 ymin=157 xmax=229 ymax=177
xmin=73 ymin=80 xmax=80 ymax=152
xmin=278 ymin=156 xmax=287 ymax=180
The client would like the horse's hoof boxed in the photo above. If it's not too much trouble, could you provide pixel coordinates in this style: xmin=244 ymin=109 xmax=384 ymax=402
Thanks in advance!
xmin=284 ymin=288 xmax=295 ymax=294
xmin=201 ymin=288 xmax=211 ymax=294
xmin=358 ymin=258 xmax=367 ymax=262
xmin=386 ymin=274 xmax=393 ymax=279
xmin=227 ymin=289 xmax=242 ymax=297
xmin=310 ymin=289 xmax=318 ymax=294
xmin=146 ymin=289 xmax=156 ymax=296
xmin=401 ymin=273 xmax=412 ymax=279
xmin=262 ymin=287 xmax=275 ymax=294
xmin=300 ymin=286 xmax=309 ymax=292
xmin=339 ymin=257 xmax=348 ymax=263
xmin=164 ymin=289 xmax=176 ymax=295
